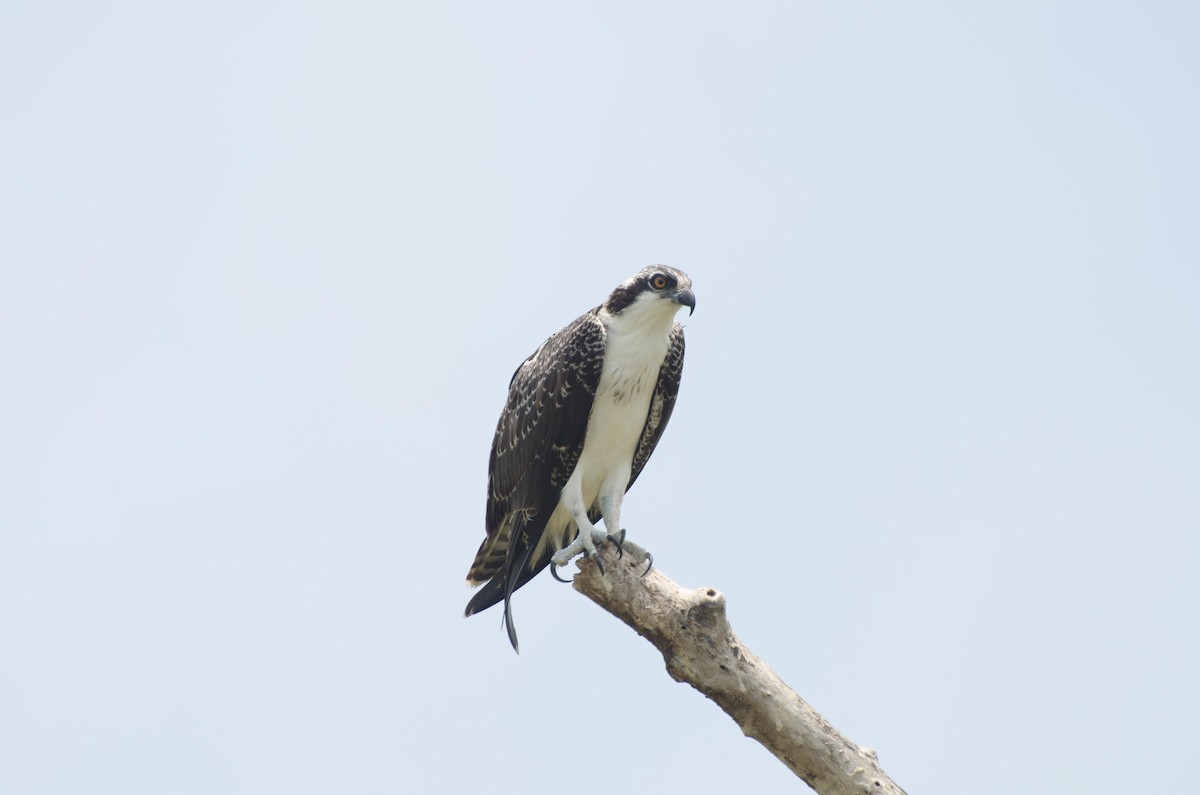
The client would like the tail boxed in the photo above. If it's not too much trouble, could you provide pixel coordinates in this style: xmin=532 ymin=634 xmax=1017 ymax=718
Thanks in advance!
xmin=464 ymin=527 xmax=551 ymax=652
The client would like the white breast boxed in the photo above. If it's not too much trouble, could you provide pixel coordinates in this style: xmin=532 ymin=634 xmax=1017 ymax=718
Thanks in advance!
xmin=572 ymin=310 xmax=673 ymax=500
xmin=535 ymin=297 xmax=682 ymax=559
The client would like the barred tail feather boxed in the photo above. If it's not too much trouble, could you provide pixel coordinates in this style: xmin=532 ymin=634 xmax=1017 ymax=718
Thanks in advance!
xmin=463 ymin=525 xmax=551 ymax=652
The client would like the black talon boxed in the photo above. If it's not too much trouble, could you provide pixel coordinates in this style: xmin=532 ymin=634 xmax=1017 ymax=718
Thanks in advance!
xmin=587 ymin=550 xmax=605 ymax=576
xmin=606 ymin=529 xmax=627 ymax=559
xmin=550 ymin=562 xmax=573 ymax=583
xmin=640 ymin=551 xmax=654 ymax=578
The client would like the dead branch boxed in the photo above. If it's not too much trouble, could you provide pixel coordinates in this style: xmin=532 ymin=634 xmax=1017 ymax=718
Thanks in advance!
xmin=572 ymin=546 xmax=907 ymax=795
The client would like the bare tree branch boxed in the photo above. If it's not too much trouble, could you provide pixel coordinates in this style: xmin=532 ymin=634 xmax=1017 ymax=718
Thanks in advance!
xmin=571 ymin=546 xmax=907 ymax=795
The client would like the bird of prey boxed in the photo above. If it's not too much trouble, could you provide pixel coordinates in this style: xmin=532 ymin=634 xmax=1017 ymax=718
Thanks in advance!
xmin=464 ymin=266 xmax=695 ymax=651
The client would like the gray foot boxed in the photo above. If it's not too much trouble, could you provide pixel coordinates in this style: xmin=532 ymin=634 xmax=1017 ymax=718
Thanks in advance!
xmin=616 ymin=538 xmax=654 ymax=577
xmin=550 ymin=529 xmax=654 ymax=580
xmin=552 ymin=527 xmax=609 ymax=572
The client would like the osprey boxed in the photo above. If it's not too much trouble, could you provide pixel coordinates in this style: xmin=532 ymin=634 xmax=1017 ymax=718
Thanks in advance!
xmin=464 ymin=266 xmax=695 ymax=651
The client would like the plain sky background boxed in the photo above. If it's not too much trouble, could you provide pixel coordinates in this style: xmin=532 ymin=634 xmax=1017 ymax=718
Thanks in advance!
xmin=2 ymin=2 xmax=1197 ymax=793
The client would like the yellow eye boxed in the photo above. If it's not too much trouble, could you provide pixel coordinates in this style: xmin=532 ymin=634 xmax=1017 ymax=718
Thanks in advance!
xmin=650 ymin=274 xmax=669 ymax=290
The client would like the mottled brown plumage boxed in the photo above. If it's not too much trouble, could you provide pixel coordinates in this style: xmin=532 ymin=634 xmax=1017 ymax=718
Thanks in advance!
xmin=464 ymin=266 xmax=692 ymax=651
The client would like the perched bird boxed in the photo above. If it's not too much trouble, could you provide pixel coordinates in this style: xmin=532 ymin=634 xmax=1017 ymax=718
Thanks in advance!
xmin=464 ymin=266 xmax=695 ymax=651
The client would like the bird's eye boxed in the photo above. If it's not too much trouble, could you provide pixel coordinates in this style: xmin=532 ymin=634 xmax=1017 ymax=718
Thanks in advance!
xmin=649 ymin=274 xmax=670 ymax=290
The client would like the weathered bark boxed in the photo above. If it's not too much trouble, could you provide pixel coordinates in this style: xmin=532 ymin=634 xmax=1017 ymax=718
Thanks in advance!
xmin=572 ymin=546 xmax=907 ymax=795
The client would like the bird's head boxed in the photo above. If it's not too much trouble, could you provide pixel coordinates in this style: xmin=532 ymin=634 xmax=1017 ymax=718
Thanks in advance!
xmin=602 ymin=265 xmax=696 ymax=320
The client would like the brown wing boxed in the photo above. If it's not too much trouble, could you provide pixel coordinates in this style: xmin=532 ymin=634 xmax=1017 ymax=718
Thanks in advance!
xmin=626 ymin=322 xmax=685 ymax=491
xmin=464 ymin=310 xmax=606 ymax=648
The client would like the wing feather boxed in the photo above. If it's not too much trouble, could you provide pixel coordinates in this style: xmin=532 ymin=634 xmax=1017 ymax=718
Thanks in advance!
xmin=465 ymin=310 xmax=605 ymax=604
xmin=627 ymin=322 xmax=685 ymax=491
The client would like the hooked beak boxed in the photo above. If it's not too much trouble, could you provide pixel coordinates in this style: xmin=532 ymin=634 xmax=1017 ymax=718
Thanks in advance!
xmin=673 ymin=287 xmax=696 ymax=316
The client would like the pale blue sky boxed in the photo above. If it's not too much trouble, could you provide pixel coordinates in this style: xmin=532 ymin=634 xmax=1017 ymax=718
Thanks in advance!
xmin=2 ymin=3 xmax=1197 ymax=793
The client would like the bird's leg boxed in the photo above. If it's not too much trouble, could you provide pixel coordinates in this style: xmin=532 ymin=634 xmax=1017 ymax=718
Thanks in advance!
xmin=598 ymin=493 xmax=626 ymax=558
xmin=598 ymin=485 xmax=652 ymax=575
xmin=551 ymin=489 xmax=610 ymax=573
